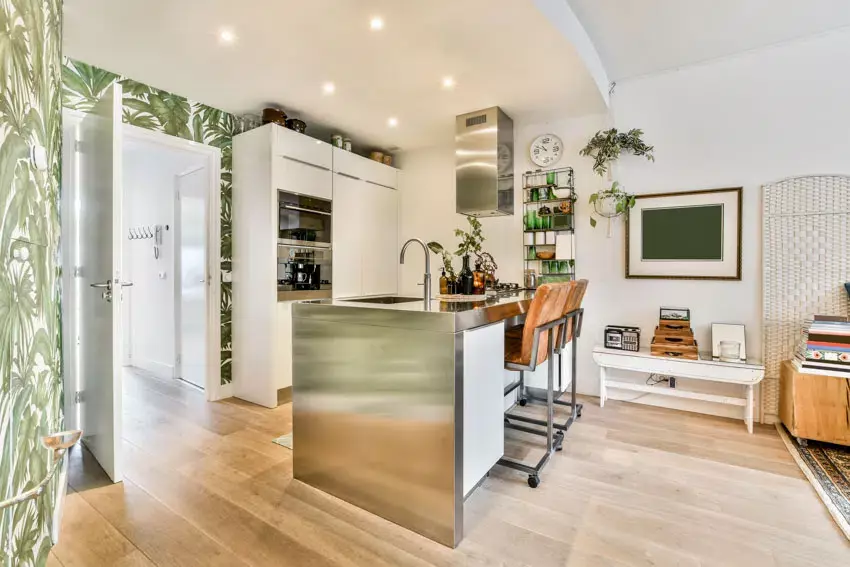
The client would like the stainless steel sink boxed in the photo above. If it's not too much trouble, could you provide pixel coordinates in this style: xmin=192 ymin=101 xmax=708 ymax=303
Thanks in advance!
xmin=344 ymin=296 xmax=423 ymax=305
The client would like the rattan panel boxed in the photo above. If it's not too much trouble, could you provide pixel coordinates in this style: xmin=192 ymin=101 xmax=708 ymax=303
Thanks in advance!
xmin=762 ymin=175 xmax=850 ymax=420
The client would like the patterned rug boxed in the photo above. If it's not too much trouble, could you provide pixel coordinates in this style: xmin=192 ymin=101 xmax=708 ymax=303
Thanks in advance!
xmin=776 ymin=424 xmax=850 ymax=539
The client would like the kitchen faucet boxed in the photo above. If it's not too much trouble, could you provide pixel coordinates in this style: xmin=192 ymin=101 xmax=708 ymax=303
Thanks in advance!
xmin=400 ymin=238 xmax=431 ymax=311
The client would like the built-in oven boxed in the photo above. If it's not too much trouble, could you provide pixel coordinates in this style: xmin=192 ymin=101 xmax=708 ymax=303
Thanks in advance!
xmin=277 ymin=244 xmax=332 ymax=300
xmin=279 ymin=191 xmax=332 ymax=248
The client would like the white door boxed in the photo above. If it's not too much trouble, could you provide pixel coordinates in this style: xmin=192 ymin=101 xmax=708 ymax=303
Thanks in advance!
xmin=78 ymin=83 xmax=124 ymax=482
xmin=331 ymin=173 xmax=363 ymax=298
xmin=176 ymin=167 xmax=208 ymax=389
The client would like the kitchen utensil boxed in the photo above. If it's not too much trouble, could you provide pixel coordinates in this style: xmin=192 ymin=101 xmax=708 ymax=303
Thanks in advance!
xmin=382 ymin=154 xmax=393 ymax=166
xmin=331 ymin=134 xmax=343 ymax=148
xmin=558 ymin=200 xmax=572 ymax=214
xmin=285 ymin=118 xmax=307 ymax=133
xmin=536 ymin=250 xmax=556 ymax=260
xmin=370 ymin=151 xmax=384 ymax=162
xmin=524 ymin=269 xmax=538 ymax=289
xmin=262 ymin=108 xmax=287 ymax=126
xmin=343 ymin=138 xmax=352 ymax=151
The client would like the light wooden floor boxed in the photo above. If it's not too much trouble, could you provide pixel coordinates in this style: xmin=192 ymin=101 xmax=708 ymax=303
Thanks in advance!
xmin=49 ymin=369 xmax=850 ymax=566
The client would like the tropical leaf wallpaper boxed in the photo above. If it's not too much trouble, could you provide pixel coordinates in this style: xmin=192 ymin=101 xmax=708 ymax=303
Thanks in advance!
xmin=62 ymin=58 xmax=236 ymax=385
xmin=0 ymin=0 xmax=63 ymax=565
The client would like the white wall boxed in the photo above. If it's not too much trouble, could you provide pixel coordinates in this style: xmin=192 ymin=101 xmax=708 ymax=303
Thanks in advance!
xmin=398 ymin=28 xmax=850 ymax=420
xmin=123 ymin=140 xmax=205 ymax=378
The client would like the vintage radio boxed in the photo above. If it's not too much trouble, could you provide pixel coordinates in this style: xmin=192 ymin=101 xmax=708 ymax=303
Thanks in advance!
xmin=605 ymin=325 xmax=641 ymax=352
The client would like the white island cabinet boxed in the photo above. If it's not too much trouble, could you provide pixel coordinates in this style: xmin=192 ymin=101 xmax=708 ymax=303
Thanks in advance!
xmin=233 ymin=124 xmax=400 ymax=408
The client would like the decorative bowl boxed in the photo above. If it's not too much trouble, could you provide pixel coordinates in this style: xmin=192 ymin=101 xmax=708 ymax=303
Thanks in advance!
xmin=285 ymin=118 xmax=307 ymax=133
xmin=262 ymin=108 xmax=287 ymax=126
xmin=536 ymin=250 xmax=556 ymax=260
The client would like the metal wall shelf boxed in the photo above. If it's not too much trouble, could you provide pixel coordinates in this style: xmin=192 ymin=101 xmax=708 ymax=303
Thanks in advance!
xmin=523 ymin=167 xmax=576 ymax=283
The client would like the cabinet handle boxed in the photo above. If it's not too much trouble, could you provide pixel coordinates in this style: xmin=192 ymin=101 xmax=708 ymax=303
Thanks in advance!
xmin=280 ymin=155 xmax=331 ymax=172
xmin=281 ymin=204 xmax=331 ymax=216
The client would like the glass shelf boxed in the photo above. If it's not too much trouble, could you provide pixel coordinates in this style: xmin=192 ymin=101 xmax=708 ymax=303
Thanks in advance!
xmin=523 ymin=198 xmax=575 ymax=205
xmin=523 ymin=228 xmax=573 ymax=233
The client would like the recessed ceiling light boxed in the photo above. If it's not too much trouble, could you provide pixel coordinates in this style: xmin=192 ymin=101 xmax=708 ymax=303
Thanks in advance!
xmin=442 ymin=76 xmax=455 ymax=89
xmin=370 ymin=17 xmax=384 ymax=30
xmin=218 ymin=28 xmax=236 ymax=44
xmin=323 ymin=82 xmax=335 ymax=95
xmin=388 ymin=117 xmax=398 ymax=128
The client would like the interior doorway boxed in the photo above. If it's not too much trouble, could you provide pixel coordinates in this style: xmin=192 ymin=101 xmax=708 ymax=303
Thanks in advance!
xmin=61 ymin=108 xmax=222 ymax=464
xmin=121 ymin=136 xmax=211 ymax=389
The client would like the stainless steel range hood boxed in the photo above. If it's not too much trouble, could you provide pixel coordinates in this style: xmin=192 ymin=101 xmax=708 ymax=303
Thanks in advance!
xmin=456 ymin=107 xmax=514 ymax=217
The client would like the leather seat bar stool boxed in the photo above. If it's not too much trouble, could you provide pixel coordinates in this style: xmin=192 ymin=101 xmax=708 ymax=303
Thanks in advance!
xmin=507 ymin=280 xmax=588 ymax=438
xmin=498 ymin=283 xmax=571 ymax=488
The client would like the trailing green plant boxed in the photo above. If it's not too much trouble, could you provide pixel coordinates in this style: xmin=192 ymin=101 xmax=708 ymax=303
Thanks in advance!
xmin=588 ymin=181 xmax=636 ymax=228
xmin=580 ymin=128 xmax=654 ymax=176
xmin=454 ymin=216 xmax=485 ymax=257
xmin=427 ymin=242 xmax=456 ymax=279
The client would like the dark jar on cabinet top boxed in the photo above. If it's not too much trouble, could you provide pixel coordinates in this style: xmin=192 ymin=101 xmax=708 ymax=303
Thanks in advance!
xmin=473 ymin=260 xmax=485 ymax=295
xmin=459 ymin=255 xmax=474 ymax=295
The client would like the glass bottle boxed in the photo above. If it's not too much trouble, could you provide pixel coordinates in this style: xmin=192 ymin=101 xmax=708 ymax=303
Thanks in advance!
xmin=439 ymin=268 xmax=448 ymax=295
xmin=473 ymin=260 xmax=486 ymax=295
xmin=447 ymin=278 xmax=457 ymax=295
xmin=459 ymin=255 xmax=474 ymax=295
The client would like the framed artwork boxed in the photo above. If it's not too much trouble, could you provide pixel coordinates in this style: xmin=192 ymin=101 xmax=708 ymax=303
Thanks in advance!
xmin=626 ymin=187 xmax=742 ymax=280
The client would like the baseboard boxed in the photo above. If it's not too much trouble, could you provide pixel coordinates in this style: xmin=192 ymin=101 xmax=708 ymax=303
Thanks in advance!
xmin=211 ymin=382 xmax=233 ymax=401
xmin=131 ymin=359 xmax=174 ymax=379
xmin=277 ymin=386 xmax=293 ymax=405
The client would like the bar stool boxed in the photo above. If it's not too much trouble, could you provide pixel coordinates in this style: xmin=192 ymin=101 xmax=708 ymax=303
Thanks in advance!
xmin=498 ymin=283 xmax=571 ymax=488
xmin=508 ymin=280 xmax=588 ymax=439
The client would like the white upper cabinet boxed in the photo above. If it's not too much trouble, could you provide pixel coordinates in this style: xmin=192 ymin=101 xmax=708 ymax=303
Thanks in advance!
xmin=274 ymin=126 xmax=333 ymax=170
xmin=333 ymin=147 xmax=397 ymax=189
xmin=272 ymin=156 xmax=332 ymax=200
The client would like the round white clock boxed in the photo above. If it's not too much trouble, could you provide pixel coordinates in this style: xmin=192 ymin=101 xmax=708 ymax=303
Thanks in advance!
xmin=530 ymin=134 xmax=563 ymax=167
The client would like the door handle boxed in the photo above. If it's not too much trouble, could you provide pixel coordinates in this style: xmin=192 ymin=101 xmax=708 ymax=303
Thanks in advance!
xmin=90 ymin=280 xmax=112 ymax=289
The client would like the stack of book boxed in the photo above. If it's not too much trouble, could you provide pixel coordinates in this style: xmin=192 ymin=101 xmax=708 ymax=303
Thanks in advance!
xmin=793 ymin=315 xmax=850 ymax=377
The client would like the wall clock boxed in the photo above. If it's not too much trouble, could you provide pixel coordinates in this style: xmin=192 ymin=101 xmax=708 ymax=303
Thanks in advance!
xmin=530 ymin=134 xmax=563 ymax=167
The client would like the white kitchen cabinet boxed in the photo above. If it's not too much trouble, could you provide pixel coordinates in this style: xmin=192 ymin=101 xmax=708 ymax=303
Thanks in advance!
xmin=272 ymin=155 xmax=332 ymax=200
xmin=332 ymin=173 xmax=364 ymax=298
xmin=333 ymin=147 xmax=397 ymax=189
xmin=275 ymin=125 xmax=333 ymax=170
xmin=332 ymin=174 xmax=398 ymax=298
xmin=361 ymin=181 xmax=399 ymax=296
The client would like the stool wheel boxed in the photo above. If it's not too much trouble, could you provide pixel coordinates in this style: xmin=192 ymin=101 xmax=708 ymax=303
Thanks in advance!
xmin=519 ymin=398 xmax=528 ymax=407
xmin=577 ymin=407 xmax=583 ymax=418
xmin=527 ymin=475 xmax=540 ymax=488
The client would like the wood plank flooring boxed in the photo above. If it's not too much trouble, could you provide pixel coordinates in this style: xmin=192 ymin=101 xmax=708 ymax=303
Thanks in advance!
xmin=51 ymin=369 xmax=850 ymax=566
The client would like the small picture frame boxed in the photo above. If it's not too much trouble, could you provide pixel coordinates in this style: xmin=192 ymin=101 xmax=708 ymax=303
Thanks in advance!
xmin=711 ymin=323 xmax=747 ymax=361
xmin=660 ymin=307 xmax=690 ymax=321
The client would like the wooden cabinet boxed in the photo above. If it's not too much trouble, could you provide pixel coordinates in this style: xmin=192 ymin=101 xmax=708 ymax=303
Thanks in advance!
xmin=780 ymin=360 xmax=850 ymax=446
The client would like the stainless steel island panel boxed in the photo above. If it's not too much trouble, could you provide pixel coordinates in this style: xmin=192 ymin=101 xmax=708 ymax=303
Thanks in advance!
xmin=292 ymin=315 xmax=462 ymax=547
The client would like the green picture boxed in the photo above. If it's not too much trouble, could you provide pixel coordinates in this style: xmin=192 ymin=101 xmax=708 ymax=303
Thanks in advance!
xmin=641 ymin=204 xmax=724 ymax=261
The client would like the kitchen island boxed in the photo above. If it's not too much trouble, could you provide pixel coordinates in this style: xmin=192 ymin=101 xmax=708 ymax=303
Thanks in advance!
xmin=291 ymin=292 xmax=534 ymax=547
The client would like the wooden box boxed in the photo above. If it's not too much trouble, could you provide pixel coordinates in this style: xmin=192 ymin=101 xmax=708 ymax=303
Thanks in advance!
xmin=659 ymin=320 xmax=691 ymax=331
xmin=650 ymin=340 xmax=699 ymax=360
xmin=653 ymin=326 xmax=696 ymax=345
xmin=779 ymin=360 xmax=850 ymax=446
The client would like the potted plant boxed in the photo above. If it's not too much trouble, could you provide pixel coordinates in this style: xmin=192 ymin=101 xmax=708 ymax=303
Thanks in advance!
xmin=588 ymin=181 xmax=636 ymax=236
xmin=579 ymin=128 xmax=654 ymax=178
xmin=454 ymin=216 xmax=485 ymax=295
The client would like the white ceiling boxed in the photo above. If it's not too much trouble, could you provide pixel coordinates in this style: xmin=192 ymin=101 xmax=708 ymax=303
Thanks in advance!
xmin=64 ymin=0 xmax=607 ymax=151
xmin=568 ymin=0 xmax=850 ymax=81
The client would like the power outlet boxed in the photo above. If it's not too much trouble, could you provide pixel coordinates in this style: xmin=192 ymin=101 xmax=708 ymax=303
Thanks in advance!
xmin=669 ymin=377 xmax=677 ymax=388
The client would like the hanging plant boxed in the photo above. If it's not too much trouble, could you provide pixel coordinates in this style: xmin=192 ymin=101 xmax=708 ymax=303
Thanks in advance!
xmin=588 ymin=181 xmax=636 ymax=229
xmin=580 ymin=128 xmax=655 ymax=176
